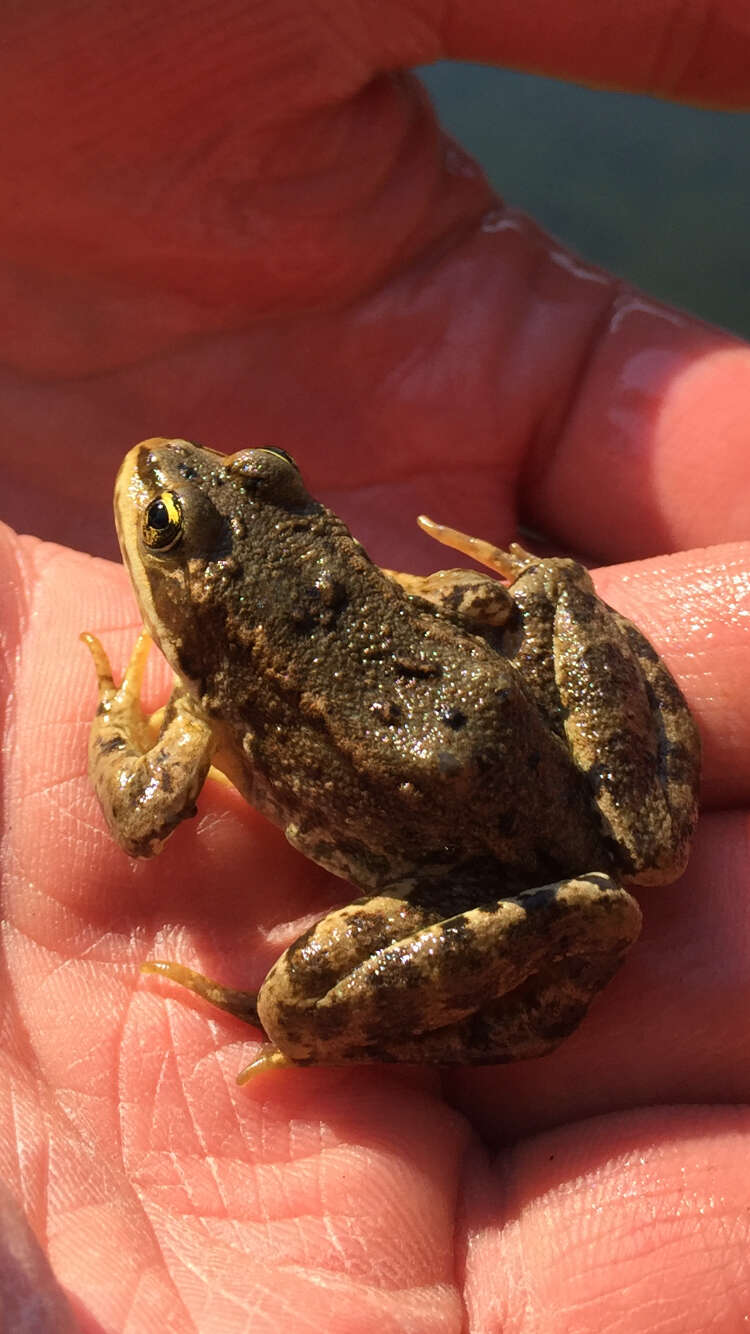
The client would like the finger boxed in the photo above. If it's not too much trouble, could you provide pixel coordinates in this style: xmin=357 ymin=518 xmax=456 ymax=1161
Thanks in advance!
xmin=444 ymin=0 xmax=750 ymax=105
xmin=461 ymin=1107 xmax=750 ymax=1331
xmin=3 ymin=2 xmax=749 ymax=565
xmin=592 ymin=543 xmax=750 ymax=808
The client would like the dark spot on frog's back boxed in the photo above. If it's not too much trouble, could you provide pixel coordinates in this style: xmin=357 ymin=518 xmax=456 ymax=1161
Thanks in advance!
xmin=442 ymin=707 xmax=466 ymax=730
xmin=290 ymin=606 xmax=317 ymax=635
xmin=204 ymin=516 xmax=235 ymax=563
xmin=563 ymin=582 xmax=600 ymax=624
xmin=371 ymin=700 xmax=402 ymax=725
xmin=441 ymin=912 xmax=472 ymax=942
xmin=314 ymin=573 xmax=347 ymax=608
xmin=645 ymin=669 xmax=688 ymax=713
xmin=291 ymin=576 xmax=347 ymax=634
xmin=273 ymin=992 xmax=352 ymax=1040
xmin=282 ymin=906 xmax=401 ymax=997
xmin=423 ymin=914 xmax=486 ymax=976
xmin=394 ymin=656 xmax=442 ymax=680
xmin=277 ymin=922 xmax=315 ymax=965
xmin=267 ymin=1000 xmax=306 ymax=1046
xmin=342 ymin=908 xmax=405 ymax=954
xmin=581 ymin=639 xmax=624 ymax=674
xmin=511 ymin=882 xmax=561 ymax=915
xmin=136 ymin=445 xmax=160 ymax=486
xmin=585 ymin=728 xmax=651 ymax=799
xmin=300 ymin=1000 xmax=351 ymax=1042
xmin=511 ymin=589 xmax=550 ymax=620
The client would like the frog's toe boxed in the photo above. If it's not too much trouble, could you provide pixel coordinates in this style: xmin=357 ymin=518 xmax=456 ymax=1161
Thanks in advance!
xmin=236 ymin=1045 xmax=293 ymax=1084
xmin=141 ymin=959 xmax=261 ymax=1025
xmin=118 ymin=629 xmax=153 ymax=705
xmin=416 ymin=516 xmax=533 ymax=581
xmin=80 ymin=631 xmax=117 ymax=700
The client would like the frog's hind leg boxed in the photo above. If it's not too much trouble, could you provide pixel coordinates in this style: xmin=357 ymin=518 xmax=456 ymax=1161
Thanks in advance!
xmin=385 ymin=952 xmax=625 ymax=1064
xmin=256 ymin=873 xmax=642 ymax=1067
xmin=545 ymin=575 xmax=701 ymax=884
xmin=383 ymin=518 xmax=540 ymax=632
xmin=609 ymin=610 xmax=701 ymax=880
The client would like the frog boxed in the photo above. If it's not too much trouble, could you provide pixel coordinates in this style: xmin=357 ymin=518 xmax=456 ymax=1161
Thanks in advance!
xmin=82 ymin=437 xmax=701 ymax=1080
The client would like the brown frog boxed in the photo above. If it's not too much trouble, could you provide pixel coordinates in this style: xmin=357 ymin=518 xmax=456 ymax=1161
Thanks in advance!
xmin=83 ymin=438 xmax=700 ymax=1078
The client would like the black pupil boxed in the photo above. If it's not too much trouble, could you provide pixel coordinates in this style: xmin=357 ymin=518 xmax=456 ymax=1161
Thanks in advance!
xmin=148 ymin=499 xmax=171 ymax=530
xmin=267 ymin=448 xmax=294 ymax=464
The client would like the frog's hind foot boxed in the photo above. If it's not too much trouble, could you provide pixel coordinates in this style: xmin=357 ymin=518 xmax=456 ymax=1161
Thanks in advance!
xmin=237 ymin=1045 xmax=293 ymax=1084
xmin=141 ymin=960 xmax=297 ymax=1083
xmin=416 ymin=516 xmax=536 ymax=582
xmin=141 ymin=959 xmax=261 ymax=1026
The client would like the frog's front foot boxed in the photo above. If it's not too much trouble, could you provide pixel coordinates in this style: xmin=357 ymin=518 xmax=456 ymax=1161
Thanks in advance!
xmin=82 ymin=631 xmax=216 ymax=856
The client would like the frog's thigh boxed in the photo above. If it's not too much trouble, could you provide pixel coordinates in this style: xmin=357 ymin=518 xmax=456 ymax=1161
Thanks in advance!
xmin=257 ymin=874 xmax=642 ymax=1065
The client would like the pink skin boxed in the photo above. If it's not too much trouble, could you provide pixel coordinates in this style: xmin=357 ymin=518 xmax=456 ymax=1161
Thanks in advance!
xmin=2 ymin=2 xmax=750 ymax=1330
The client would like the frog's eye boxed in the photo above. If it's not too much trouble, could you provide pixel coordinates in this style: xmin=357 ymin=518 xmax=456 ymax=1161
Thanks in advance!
xmin=142 ymin=491 xmax=183 ymax=551
xmin=258 ymin=447 xmax=298 ymax=468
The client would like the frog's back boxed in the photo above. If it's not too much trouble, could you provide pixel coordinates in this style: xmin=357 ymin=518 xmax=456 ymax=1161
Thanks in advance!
xmin=218 ymin=560 xmax=610 ymax=892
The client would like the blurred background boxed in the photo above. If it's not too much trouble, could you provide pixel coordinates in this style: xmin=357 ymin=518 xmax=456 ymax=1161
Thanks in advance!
xmin=421 ymin=64 xmax=750 ymax=339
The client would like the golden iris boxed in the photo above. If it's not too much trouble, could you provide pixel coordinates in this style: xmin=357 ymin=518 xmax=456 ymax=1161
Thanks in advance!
xmin=143 ymin=491 xmax=183 ymax=551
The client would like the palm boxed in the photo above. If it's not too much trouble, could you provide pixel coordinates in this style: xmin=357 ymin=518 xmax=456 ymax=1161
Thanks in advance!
xmin=2 ymin=2 xmax=750 ymax=1328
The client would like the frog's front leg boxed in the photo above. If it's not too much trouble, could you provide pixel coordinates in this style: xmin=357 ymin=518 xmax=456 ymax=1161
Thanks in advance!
xmin=82 ymin=630 xmax=216 ymax=857
xmin=255 ymin=873 xmax=642 ymax=1066
xmin=385 ymin=566 xmax=514 ymax=629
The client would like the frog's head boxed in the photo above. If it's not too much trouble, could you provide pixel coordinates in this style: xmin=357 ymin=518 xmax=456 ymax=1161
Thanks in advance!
xmin=114 ymin=437 xmax=319 ymax=689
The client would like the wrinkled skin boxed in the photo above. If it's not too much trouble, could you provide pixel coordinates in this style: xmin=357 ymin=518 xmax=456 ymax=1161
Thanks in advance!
xmin=2 ymin=3 xmax=750 ymax=1332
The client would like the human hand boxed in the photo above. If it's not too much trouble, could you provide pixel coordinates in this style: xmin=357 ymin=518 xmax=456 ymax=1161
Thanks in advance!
xmin=2 ymin=2 xmax=750 ymax=1329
